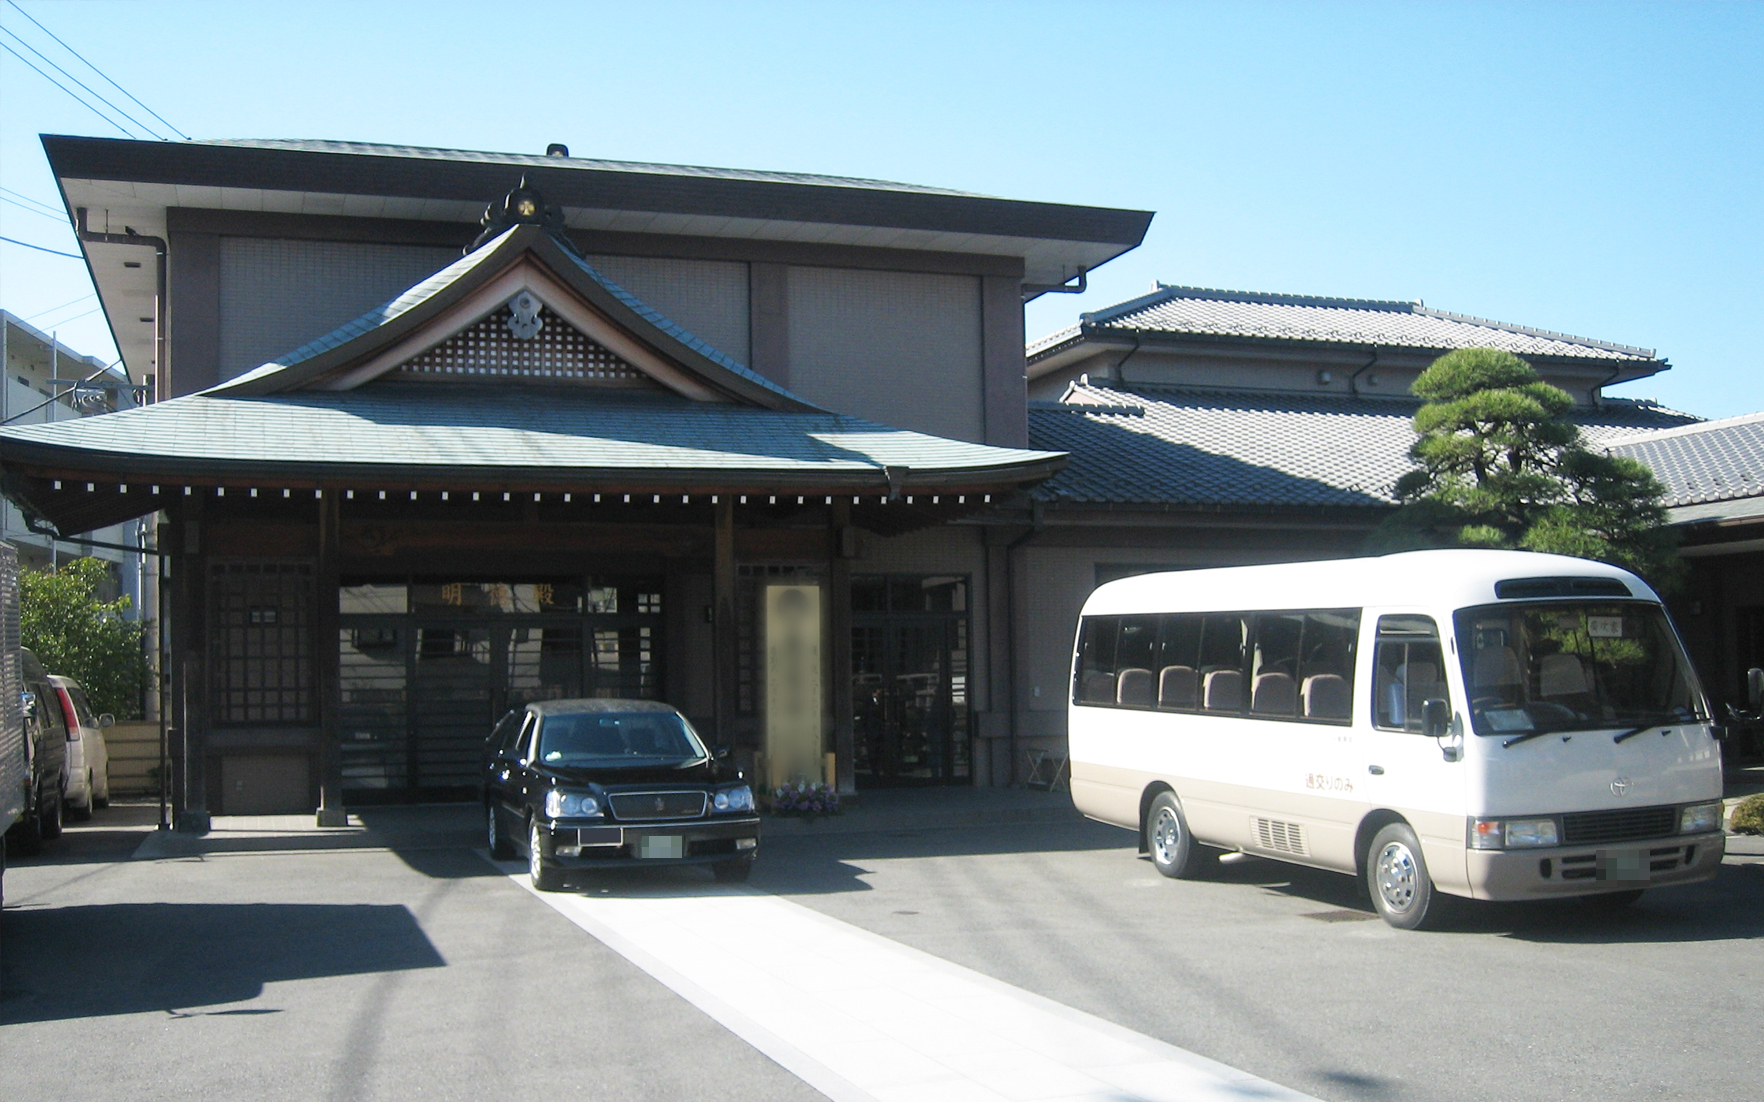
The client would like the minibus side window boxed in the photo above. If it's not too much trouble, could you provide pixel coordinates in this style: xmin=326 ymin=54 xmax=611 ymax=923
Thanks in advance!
xmin=1114 ymin=615 xmax=1159 ymax=707
xmin=1250 ymin=613 xmax=1303 ymax=717
xmin=1074 ymin=615 xmax=1121 ymax=705
xmin=1155 ymin=613 xmax=1205 ymax=711
xmin=1199 ymin=613 xmax=1249 ymax=713
xmin=1298 ymin=609 xmax=1359 ymax=722
xmin=1373 ymin=615 xmax=1450 ymax=732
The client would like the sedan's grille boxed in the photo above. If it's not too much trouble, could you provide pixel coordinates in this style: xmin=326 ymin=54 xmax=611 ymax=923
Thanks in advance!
xmin=1560 ymin=806 xmax=1676 ymax=845
xmin=609 ymin=791 xmax=707 ymax=821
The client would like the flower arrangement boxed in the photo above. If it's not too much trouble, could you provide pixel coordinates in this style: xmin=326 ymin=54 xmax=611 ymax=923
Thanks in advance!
xmin=771 ymin=780 xmax=841 ymax=819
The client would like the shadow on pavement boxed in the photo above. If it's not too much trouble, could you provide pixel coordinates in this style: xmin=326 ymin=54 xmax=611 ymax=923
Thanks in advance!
xmin=1211 ymin=850 xmax=1764 ymax=942
xmin=0 ymin=902 xmax=445 ymax=1024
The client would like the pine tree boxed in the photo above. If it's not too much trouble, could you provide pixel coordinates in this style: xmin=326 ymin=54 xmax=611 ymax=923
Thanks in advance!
xmin=1369 ymin=348 xmax=1680 ymax=589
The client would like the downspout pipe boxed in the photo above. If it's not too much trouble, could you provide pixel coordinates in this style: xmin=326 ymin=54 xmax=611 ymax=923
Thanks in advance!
xmin=76 ymin=208 xmax=165 ymax=401
xmin=1004 ymin=500 xmax=1045 ymax=784
xmin=1348 ymin=346 xmax=1378 ymax=399
xmin=1591 ymin=364 xmax=1623 ymax=408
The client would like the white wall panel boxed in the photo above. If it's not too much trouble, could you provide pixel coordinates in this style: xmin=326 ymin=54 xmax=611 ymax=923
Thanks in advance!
xmin=786 ymin=268 xmax=983 ymax=442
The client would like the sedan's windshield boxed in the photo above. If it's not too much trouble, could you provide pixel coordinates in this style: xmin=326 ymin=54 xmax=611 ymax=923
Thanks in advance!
xmin=1455 ymin=602 xmax=1706 ymax=737
xmin=536 ymin=711 xmax=707 ymax=766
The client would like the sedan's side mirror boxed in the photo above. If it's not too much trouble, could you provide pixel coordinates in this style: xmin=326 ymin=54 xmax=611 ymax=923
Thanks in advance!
xmin=713 ymin=744 xmax=732 ymax=761
xmin=98 ymin=713 xmax=116 ymax=729
xmin=1748 ymin=667 xmax=1763 ymax=711
xmin=1421 ymin=698 xmax=1452 ymax=739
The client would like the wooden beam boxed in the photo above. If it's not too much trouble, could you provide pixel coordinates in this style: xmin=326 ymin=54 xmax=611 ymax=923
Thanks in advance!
xmin=712 ymin=497 xmax=738 ymax=747
xmin=828 ymin=500 xmax=854 ymax=794
xmin=316 ymin=492 xmax=345 ymax=825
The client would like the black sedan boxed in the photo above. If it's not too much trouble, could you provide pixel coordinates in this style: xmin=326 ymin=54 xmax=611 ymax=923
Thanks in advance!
xmin=484 ymin=699 xmax=760 ymax=890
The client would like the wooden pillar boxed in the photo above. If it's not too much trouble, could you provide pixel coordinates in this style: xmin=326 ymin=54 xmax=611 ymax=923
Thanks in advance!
xmin=177 ymin=492 xmax=210 ymax=832
xmin=315 ymin=491 xmax=345 ymax=826
xmin=712 ymin=496 xmax=738 ymax=745
xmin=828 ymin=501 xmax=855 ymax=794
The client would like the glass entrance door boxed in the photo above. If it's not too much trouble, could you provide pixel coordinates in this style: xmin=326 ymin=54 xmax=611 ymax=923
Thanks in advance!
xmin=337 ymin=577 xmax=660 ymax=801
xmin=851 ymin=576 xmax=970 ymax=786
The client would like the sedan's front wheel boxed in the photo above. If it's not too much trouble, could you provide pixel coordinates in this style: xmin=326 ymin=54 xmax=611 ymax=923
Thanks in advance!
xmin=529 ymin=819 xmax=563 ymax=892
xmin=487 ymin=802 xmax=515 ymax=860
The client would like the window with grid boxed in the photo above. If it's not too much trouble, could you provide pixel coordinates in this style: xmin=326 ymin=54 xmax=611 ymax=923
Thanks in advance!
xmin=210 ymin=560 xmax=315 ymax=723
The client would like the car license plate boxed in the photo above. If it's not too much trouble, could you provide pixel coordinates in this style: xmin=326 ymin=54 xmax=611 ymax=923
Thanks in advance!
xmin=636 ymin=835 xmax=684 ymax=859
xmin=578 ymin=826 xmax=622 ymax=847
xmin=1595 ymin=848 xmax=1649 ymax=881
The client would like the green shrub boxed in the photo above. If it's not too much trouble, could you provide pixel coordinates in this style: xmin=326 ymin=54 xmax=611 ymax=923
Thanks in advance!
xmin=1731 ymin=794 xmax=1764 ymax=836
xmin=21 ymin=557 xmax=148 ymax=720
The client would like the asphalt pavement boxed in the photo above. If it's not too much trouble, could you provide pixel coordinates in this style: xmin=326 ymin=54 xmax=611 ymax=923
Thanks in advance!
xmin=2 ymin=795 xmax=1760 ymax=1102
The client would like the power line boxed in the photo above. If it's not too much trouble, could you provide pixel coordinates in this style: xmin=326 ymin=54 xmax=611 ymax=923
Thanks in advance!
xmin=1 ymin=193 xmax=69 ymax=222
xmin=5 ymin=0 xmax=187 ymax=140
xmin=34 ymin=304 xmax=102 ymax=329
xmin=23 ymin=292 xmax=95 ymax=323
xmin=0 ymin=24 xmax=161 ymax=139
xmin=0 ymin=185 xmax=64 ymax=217
xmin=0 ymin=233 xmax=83 ymax=259
xmin=0 ymin=39 xmax=133 ymax=137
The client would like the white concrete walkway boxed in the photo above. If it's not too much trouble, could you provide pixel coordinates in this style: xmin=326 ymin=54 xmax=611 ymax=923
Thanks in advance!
xmin=490 ymin=857 xmax=1320 ymax=1102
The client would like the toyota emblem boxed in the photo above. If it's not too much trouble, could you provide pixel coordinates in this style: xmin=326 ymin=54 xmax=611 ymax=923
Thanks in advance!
xmin=1610 ymin=776 xmax=1633 ymax=797
xmin=654 ymin=796 xmax=665 ymax=812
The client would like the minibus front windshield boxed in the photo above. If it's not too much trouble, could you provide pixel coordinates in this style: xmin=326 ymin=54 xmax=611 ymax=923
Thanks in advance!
xmin=1454 ymin=602 xmax=1707 ymax=739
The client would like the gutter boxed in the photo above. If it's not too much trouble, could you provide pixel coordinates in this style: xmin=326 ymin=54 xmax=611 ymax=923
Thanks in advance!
xmin=76 ymin=208 xmax=164 ymax=399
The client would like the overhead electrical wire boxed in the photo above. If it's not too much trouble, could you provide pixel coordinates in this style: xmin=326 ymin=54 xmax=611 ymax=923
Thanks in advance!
xmin=23 ymin=292 xmax=95 ymax=323
xmin=0 ymin=233 xmax=83 ymax=259
xmin=0 ymin=185 xmax=65 ymax=218
xmin=1 ymin=193 xmax=69 ymax=222
xmin=5 ymin=0 xmax=187 ymax=140
xmin=0 ymin=39 xmax=133 ymax=136
xmin=0 ymin=25 xmax=160 ymax=138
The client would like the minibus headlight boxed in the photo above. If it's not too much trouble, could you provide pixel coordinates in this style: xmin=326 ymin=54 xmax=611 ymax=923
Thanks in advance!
xmin=1678 ymin=802 xmax=1722 ymax=835
xmin=1503 ymin=818 xmax=1557 ymax=847
xmin=1469 ymin=817 xmax=1558 ymax=849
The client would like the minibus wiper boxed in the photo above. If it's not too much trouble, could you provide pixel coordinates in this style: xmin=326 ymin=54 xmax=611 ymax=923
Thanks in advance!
xmin=1499 ymin=728 xmax=1560 ymax=749
xmin=1612 ymin=724 xmax=1655 ymax=744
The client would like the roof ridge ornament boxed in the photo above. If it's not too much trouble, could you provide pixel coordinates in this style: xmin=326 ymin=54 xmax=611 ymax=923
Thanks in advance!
xmin=466 ymin=174 xmax=575 ymax=255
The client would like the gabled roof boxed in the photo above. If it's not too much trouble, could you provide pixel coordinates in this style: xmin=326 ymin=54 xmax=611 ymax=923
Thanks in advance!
xmin=211 ymin=224 xmax=813 ymax=411
xmin=1028 ymin=381 xmax=1699 ymax=511
xmin=1603 ymin=412 xmax=1764 ymax=510
xmin=1029 ymin=285 xmax=1668 ymax=382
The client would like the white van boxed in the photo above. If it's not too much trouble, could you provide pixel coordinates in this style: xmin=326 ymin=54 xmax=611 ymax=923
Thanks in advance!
xmin=1067 ymin=549 xmax=1725 ymax=929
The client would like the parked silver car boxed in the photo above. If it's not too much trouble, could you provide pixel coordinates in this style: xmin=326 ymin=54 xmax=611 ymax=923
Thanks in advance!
xmin=48 ymin=675 xmax=111 ymax=820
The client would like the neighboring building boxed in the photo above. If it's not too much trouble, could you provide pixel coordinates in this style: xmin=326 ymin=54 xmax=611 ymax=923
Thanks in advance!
xmin=0 ymin=310 xmax=145 ymax=600
xmin=0 ymin=135 xmax=1151 ymax=823
xmin=1604 ymin=414 xmax=1764 ymax=722
xmin=1005 ymin=285 xmax=1700 ymax=757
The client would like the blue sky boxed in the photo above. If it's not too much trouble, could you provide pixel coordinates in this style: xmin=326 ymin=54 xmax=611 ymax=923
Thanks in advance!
xmin=2 ymin=0 xmax=1758 ymax=417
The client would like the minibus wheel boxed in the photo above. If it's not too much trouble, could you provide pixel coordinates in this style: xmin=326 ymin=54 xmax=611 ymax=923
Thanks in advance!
xmin=1367 ymin=822 xmax=1443 ymax=930
xmin=1146 ymin=792 xmax=1207 ymax=879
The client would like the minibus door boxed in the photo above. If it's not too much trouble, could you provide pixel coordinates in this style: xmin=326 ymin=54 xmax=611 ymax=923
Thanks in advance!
xmin=1360 ymin=614 xmax=1468 ymax=886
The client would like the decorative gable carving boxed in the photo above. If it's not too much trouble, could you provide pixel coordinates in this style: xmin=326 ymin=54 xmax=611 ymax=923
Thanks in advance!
xmin=386 ymin=299 xmax=659 ymax=388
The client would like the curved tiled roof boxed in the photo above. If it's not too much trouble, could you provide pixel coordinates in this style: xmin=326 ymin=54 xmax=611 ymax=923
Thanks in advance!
xmin=1029 ymin=382 xmax=1700 ymax=509
xmin=1603 ymin=412 xmax=1764 ymax=507
xmin=0 ymin=384 xmax=1062 ymax=482
xmin=1031 ymin=285 xmax=1660 ymax=363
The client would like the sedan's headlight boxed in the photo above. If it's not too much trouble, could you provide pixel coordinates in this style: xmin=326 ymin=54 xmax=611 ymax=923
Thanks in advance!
xmin=1679 ymin=802 xmax=1722 ymax=834
xmin=544 ymin=790 xmax=601 ymax=818
xmin=713 ymin=785 xmax=753 ymax=813
xmin=1469 ymin=817 xmax=1558 ymax=849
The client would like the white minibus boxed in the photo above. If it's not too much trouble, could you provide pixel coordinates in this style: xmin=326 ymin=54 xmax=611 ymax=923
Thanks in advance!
xmin=1067 ymin=549 xmax=1725 ymax=929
